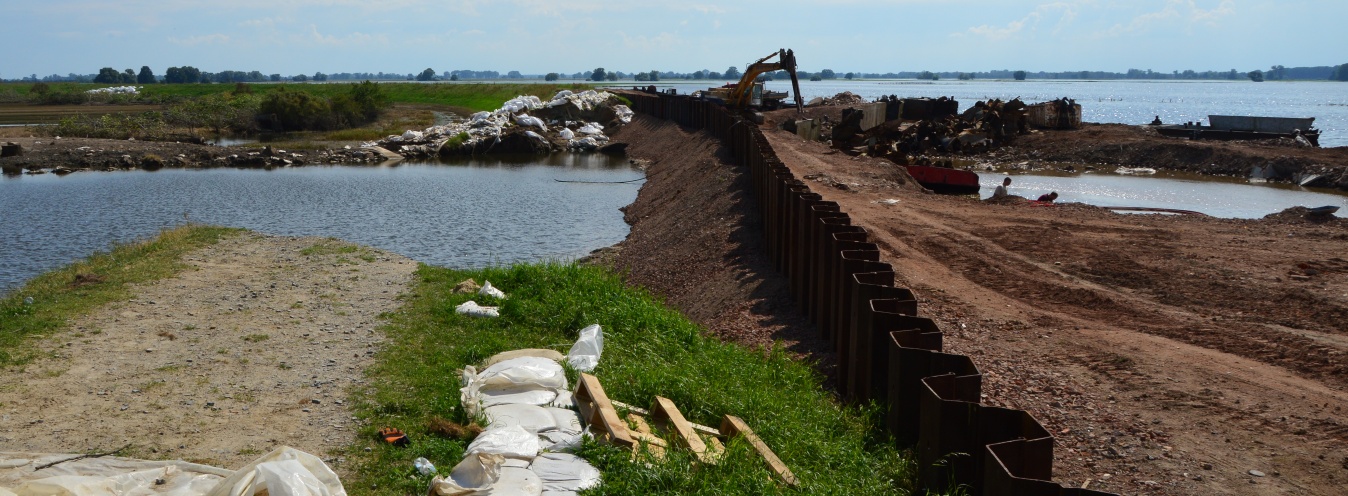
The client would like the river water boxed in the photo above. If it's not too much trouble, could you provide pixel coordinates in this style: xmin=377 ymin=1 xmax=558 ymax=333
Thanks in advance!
xmin=0 ymin=155 xmax=642 ymax=293
xmin=636 ymin=79 xmax=1348 ymax=147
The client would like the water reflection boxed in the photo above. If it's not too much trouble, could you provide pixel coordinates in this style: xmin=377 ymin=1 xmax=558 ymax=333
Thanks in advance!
xmin=979 ymin=169 xmax=1348 ymax=218
xmin=0 ymin=154 xmax=642 ymax=293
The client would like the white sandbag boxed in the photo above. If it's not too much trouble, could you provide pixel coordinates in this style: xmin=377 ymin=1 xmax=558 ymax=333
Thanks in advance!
xmin=205 ymin=447 xmax=345 ymax=496
xmin=479 ymin=387 xmax=558 ymax=410
xmin=568 ymin=137 xmax=599 ymax=151
xmin=477 ymin=357 xmax=568 ymax=390
xmin=529 ymin=453 xmax=600 ymax=494
xmin=558 ymin=128 xmax=574 ymax=140
xmin=478 ymin=281 xmax=507 ymax=299
xmin=455 ymin=301 xmax=499 ymax=318
xmin=466 ymin=426 xmax=541 ymax=460
xmin=484 ymin=404 xmax=558 ymax=433
xmin=482 ymin=349 xmax=564 ymax=368
xmin=545 ymin=408 xmax=583 ymax=435
xmin=513 ymin=114 xmax=548 ymax=131
xmin=614 ymin=105 xmax=634 ymax=124
xmin=429 ymin=453 xmax=504 ymax=496
xmin=577 ymin=123 xmax=603 ymax=135
xmin=548 ymin=390 xmax=575 ymax=409
xmin=566 ymin=325 xmax=603 ymax=372
xmin=502 ymin=96 xmax=543 ymax=114
xmin=402 ymin=130 xmax=424 ymax=141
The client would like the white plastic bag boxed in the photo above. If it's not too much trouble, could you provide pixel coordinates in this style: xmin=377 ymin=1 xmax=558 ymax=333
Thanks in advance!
xmin=466 ymin=426 xmax=541 ymax=460
xmin=478 ymin=357 xmax=568 ymax=390
xmin=558 ymin=128 xmax=574 ymax=140
xmin=455 ymin=301 xmax=499 ymax=318
xmin=566 ymin=325 xmax=603 ymax=372
xmin=479 ymin=281 xmax=507 ymax=299
xmin=205 ymin=447 xmax=346 ymax=496
xmin=429 ymin=453 xmax=504 ymax=495
xmin=484 ymin=404 xmax=558 ymax=433
xmin=614 ymin=105 xmax=635 ymax=124
xmin=577 ymin=123 xmax=603 ymax=135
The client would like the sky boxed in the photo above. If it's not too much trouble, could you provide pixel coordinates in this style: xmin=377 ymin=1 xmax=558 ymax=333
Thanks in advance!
xmin=3 ymin=0 xmax=1344 ymax=79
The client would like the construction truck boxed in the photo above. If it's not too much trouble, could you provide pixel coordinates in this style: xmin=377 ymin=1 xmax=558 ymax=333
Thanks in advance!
xmin=701 ymin=49 xmax=804 ymax=113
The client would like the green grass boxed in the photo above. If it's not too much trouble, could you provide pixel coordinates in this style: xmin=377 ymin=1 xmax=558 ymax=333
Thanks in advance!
xmin=0 ymin=225 xmax=241 ymax=367
xmin=345 ymin=263 xmax=914 ymax=495
xmin=1 ymin=82 xmax=597 ymax=113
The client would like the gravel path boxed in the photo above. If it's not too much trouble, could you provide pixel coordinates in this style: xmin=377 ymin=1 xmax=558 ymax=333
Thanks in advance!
xmin=0 ymin=232 xmax=417 ymax=470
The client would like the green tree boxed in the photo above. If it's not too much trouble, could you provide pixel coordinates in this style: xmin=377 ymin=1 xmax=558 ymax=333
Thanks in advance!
xmin=1247 ymin=70 xmax=1264 ymax=82
xmin=1333 ymin=63 xmax=1348 ymax=81
xmin=545 ymin=72 xmax=559 ymax=81
xmin=647 ymin=70 xmax=659 ymax=82
xmin=634 ymin=72 xmax=649 ymax=82
xmin=449 ymin=74 xmax=459 ymax=81
xmin=724 ymin=66 xmax=741 ymax=79
xmin=137 ymin=66 xmax=156 ymax=84
xmin=93 ymin=67 xmax=121 ymax=84
xmin=1269 ymin=65 xmax=1286 ymax=81
xmin=845 ymin=72 xmax=854 ymax=80
xmin=820 ymin=69 xmax=836 ymax=79
xmin=1013 ymin=70 xmax=1027 ymax=81
xmin=590 ymin=67 xmax=607 ymax=81
xmin=416 ymin=68 xmax=436 ymax=81
xmin=605 ymin=72 xmax=618 ymax=81
xmin=313 ymin=72 xmax=328 ymax=82
xmin=917 ymin=71 xmax=936 ymax=80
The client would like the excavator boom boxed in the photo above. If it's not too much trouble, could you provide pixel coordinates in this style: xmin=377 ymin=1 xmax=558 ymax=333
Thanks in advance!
xmin=727 ymin=49 xmax=803 ymax=113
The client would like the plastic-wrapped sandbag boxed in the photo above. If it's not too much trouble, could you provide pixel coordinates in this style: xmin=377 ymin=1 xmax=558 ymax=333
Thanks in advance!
xmin=455 ymin=301 xmax=499 ymax=318
xmin=502 ymin=96 xmax=543 ymax=114
xmin=614 ymin=104 xmax=634 ymax=124
xmin=566 ymin=324 xmax=603 ymax=372
xmin=577 ymin=123 xmax=603 ymax=135
xmin=529 ymin=453 xmax=600 ymax=494
xmin=558 ymin=128 xmax=574 ymax=140
xmin=429 ymin=453 xmax=503 ymax=496
xmin=484 ymin=404 xmax=558 ymax=433
xmin=466 ymin=426 xmax=541 ymax=460
xmin=568 ymin=137 xmax=599 ymax=151
xmin=513 ymin=114 xmax=547 ymax=131
xmin=483 ymin=349 xmax=565 ymax=368
xmin=204 ymin=447 xmax=346 ymax=496
xmin=477 ymin=387 xmax=558 ymax=411
xmin=479 ymin=281 xmax=507 ymax=299
xmin=477 ymin=357 xmax=567 ymax=390
xmin=402 ymin=130 xmax=424 ymax=141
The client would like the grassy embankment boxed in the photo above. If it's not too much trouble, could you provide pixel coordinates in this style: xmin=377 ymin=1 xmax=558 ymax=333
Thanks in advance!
xmin=0 ymin=82 xmax=594 ymax=140
xmin=0 ymin=225 xmax=240 ymax=367
xmin=345 ymin=263 xmax=914 ymax=495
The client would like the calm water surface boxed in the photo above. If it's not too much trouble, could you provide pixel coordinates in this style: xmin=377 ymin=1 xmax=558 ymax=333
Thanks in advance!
xmin=0 ymin=154 xmax=642 ymax=293
xmin=978 ymin=170 xmax=1348 ymax=218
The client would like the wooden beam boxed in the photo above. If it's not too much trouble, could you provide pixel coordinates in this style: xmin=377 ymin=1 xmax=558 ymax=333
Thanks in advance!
xmin=573 ymin=373 xmax=635 ymax=448
xmin=651 ymin=396 xmax=715 ymax=463
xmin=721 ymin=415 xmax=799 ymax=486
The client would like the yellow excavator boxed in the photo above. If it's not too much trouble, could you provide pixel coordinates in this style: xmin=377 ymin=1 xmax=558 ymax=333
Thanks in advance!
xmin=705 ymin=49 xmax=804 ymax=113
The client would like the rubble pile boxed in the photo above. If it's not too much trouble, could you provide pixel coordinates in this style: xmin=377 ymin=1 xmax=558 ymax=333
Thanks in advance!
xmin=810 ymin=97 xmax=1031 ymax=165
xmin=806 ymin=91 xmax=867 ymax=107
xmin=367 ymin=90 xmax=634 ymax=158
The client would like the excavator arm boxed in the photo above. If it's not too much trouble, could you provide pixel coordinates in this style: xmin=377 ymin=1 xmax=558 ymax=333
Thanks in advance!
xmin=727 ymin=49 xmax=803 ymax=113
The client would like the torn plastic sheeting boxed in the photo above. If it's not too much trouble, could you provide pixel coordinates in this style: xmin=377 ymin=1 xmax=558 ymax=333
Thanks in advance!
xmin=513 ymin=114 xmax=548 ymax=132
xmin=478 ymin=281 xmax=506 ymax=299
xmin=566 ymin=324 xmax=603 ymax=372
xmin=455 ymin=301 xmax=499 ymax=318
xmin=529 ymin=453 xmax=600 ymax=494
xmin=429 ymin=453 xmax=502 ymax=496
xmin=466 ymin=425 xmax=542 ymax=460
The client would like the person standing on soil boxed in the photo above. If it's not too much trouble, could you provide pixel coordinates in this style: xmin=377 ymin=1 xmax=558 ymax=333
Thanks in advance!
xmin=992 ymin=177 xmax=1012 ymax=198
xmin=1036 ymin=191 xmax=1059 ymax=203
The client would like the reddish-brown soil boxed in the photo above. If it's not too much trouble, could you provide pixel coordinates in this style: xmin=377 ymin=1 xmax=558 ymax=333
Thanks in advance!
xmin=606 ymin=113 xmax=1348 ymax=495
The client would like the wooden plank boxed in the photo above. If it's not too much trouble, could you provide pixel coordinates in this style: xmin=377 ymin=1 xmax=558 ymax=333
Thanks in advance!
xmin=721 ymin=415 xmax=799 ymax=486
xmin=650 ymin=396 xmax=712 ymax=462
xmin=573 ymin=373 xmax=635 ymax=448
xmin=612 ymin=400 xmax=721 ymax=437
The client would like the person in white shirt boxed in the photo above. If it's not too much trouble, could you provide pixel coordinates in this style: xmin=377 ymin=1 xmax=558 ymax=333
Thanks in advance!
xmin=992 ymin=177 xmax=1011 ymax=198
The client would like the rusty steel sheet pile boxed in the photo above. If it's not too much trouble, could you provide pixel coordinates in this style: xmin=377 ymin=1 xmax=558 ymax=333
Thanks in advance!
xmin=618 ymin=90 xmax=1118 ymax=495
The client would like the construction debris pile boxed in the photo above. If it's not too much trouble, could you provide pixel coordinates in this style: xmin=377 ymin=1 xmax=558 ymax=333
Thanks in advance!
xmin=812 ymin=97 xmax=1030 ymax=163
xmin=367 ymin=90 xmax=635 ymax=159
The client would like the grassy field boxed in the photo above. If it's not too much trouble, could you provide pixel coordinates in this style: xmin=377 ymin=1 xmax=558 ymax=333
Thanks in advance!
xmin=345 ymin=263 xmax=914 ymax=495
xmin=0 ymin=82 xmax=596 ymax=112
xmin=0 ymin=225 xmax=241 ymax=367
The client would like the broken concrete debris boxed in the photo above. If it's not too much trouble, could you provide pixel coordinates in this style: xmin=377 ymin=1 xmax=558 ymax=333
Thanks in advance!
xmin=368 ymin=90 xmax=634 ymax=159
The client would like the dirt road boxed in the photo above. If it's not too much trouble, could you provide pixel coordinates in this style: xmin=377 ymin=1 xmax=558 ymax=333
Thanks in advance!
xmin=611 ymin=114 xmax=1348 ymax=495
xmin=0 ymin=232 xmax=416 ymax=470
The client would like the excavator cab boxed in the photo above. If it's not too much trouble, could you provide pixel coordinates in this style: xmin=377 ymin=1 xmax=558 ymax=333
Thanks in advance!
xmin=715 ymin=49 xmax=804 ymax=113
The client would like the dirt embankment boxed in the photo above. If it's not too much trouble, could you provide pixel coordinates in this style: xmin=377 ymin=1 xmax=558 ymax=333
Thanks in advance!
xmin=0 ymin=233 xmax=417 ymax=470
xmin=608 ymin=113 xmax=1348 ymax=495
